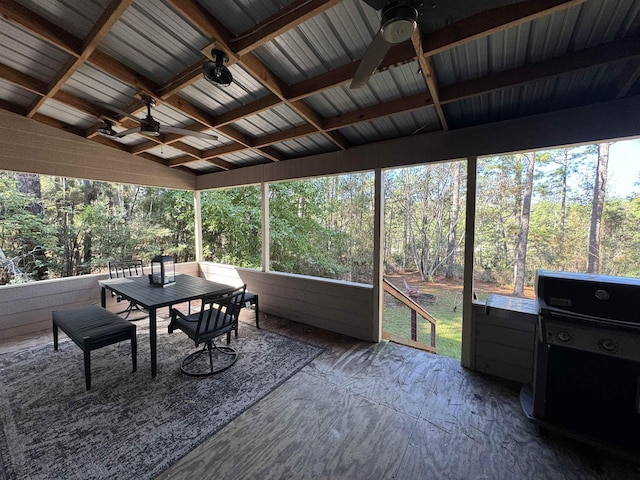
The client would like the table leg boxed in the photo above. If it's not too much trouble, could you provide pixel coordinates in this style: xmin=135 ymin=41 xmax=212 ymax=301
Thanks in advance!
xmin=150 ymin=307 xmax=157 ymax=378
xmin=101 ymin=287 xmax=106 ymax=308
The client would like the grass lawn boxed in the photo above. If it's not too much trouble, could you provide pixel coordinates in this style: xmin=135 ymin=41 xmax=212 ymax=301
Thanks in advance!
xmin=383 ymin=273 xmax=535 ymax=360
xmin=384 ymin=292 xmax=463 ymax=359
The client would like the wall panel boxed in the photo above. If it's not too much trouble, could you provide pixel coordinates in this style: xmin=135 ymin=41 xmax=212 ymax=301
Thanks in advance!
xmin=199 ymin=262 xmax=375 ymax=341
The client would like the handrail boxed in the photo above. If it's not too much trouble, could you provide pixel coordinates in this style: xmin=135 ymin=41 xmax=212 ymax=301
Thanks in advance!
xmin=383 ymin=278 xmax=437 ymax=353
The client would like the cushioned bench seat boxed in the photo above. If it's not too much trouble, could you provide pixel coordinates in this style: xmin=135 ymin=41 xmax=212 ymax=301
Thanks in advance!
xmin=52 ymin=305 xmax=137 ymax=390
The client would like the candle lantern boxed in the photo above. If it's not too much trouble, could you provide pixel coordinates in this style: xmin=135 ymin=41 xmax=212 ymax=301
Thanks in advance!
xmin=149 ymin=255 xmax=175 ymax=286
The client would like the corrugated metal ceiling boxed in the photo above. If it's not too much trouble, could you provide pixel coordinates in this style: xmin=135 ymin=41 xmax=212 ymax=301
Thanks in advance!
xmin=0 ymin=0 xmax=638 ymax=177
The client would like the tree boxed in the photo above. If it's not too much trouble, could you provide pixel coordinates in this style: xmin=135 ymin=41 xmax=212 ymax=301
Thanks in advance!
xmin=445 ymin=162 xmax=462 ymax=278
xmin=587 ymin=142 xmax=610 ymax=273
xmin=513 ymin=153 xmax=535 ymax=296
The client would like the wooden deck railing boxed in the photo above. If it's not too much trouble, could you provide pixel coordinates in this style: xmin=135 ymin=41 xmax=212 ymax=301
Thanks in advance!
xmin=382 ymin=278 xmax=437 ymax=354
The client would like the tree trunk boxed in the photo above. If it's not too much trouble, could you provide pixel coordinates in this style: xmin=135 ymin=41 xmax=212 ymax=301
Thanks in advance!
xmin=560 ymin=150 xmax=568 ymax=240
xmin=513 ymin=153 xmax=535 ymax=296
xmin=587 ymin=143 xmax=610 ymax=273
xmin=16 ymin=173 xmax=44 ymax=215
xmin=445 ymin=162 xmax=461 ymax=278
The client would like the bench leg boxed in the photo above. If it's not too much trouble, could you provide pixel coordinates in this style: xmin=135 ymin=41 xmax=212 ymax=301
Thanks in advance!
xmin=84 ymin=350 xmax=91 ymax=390
xmin=53 ymin=320 xmax=59 ymax=350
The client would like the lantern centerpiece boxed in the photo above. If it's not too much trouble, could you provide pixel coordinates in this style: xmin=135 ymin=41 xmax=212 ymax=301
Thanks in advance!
xmin=149 ymin=255 xmax=175 ymax=286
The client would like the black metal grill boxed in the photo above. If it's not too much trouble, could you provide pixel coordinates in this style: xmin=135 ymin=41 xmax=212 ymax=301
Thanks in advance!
xmin=528 ymin=270 xmax=640 ymax=454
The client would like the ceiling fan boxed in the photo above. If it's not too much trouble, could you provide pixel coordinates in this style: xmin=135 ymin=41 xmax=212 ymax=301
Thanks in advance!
xmin=350 ymin=0 xmax=419 ymax=89
xmin=351 ymin=0 xmax=520 ymax=89
xmin=96 ymin=95 xmax=219 ymax=141
xmin=202 ymin=49 xmax=233 ymax=87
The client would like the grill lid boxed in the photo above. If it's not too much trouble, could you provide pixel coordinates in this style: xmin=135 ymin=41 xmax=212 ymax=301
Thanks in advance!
xmin=536 ymin=270 xmax=640 ymax=325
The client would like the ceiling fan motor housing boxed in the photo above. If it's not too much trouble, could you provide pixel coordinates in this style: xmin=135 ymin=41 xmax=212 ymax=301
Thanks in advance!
xmin=203 ymin=49 xmax=233 ymax=87
xmin=381 ymin=4 xmax=418 ymax=44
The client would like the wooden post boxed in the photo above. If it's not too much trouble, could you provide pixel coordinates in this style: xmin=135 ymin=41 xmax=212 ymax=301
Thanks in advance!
xmin=461 ymin=156 xmax=478 ymax=368
xmin=193 ymin=191 xmax=203 ymax=262
xmin=411 ymin=309 xmax=417 ymax=341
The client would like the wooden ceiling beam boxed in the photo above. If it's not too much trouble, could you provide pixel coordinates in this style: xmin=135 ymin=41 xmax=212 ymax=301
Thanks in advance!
xmin=32 ymin=113 xmax=85 ymax=136
xmin=439 ymin=35 xmax=640 ymax=104
xmin=200 ymin=144 xmax=246 ymax=160
xmin=25 ymin=0 xmax=134 ymax=117
xmin=411 ymin=31 xmax=447 ymax=131
xmin=89 ymin=133 xmax=135 ymax=152
xmin=257 ymin=146 xmax=286 ymax=161
xmin=0 ymin=0 xmax=82 ymax=56
xmin=616 ymin=61 xmax=640 ymax=99
xmin=287 ymin=43 xmax=416 ymax=101
xmin=137 ymin=152 xmax=173 ymax=166
xmin=167 ymin=0 xmax=233 ymax=47
xmin=171 ymin=141 xmax=204 ymax=158
xmin=324 ymin=92 xmax=434 ymax=131
xmin=168 ymin=0 xmax=346 ymax=151
xmin=0 ymin=100 xmax=25 ymax=115
xmin=157 ymin=60 xmax=207 ymax=100
xmin=287 ymin=0 xmax=586 ymax=103
xmin=52 ymin=90 xmax=105 ymax=118
xmin=253 ymin=124 xmax=318 ymax=148
xmin=129 ymin=140 xmax=159 ymax=155
xmin=88 ymin=50 xmax=160 ymax=96
xmin=0 ymin=64 xmax=47 ymax=96
xmin=213 ymin=94 xmax=282 ymax=127
xmin=421 ymin=0 xmax=589 ymax=57
xmin=205 ymin=158 xmax=235 ymax=170
xmin=231 ymin=0 xmax=342 ymax=57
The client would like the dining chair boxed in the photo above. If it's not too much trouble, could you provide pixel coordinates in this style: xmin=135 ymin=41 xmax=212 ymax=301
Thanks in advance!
xmin=168 ymin=284 xmax=246 ymax=377
xmin=108 ymin=259 xmax=147 ymax=320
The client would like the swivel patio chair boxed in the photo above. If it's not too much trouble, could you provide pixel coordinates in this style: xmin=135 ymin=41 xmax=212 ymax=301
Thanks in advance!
xmin=108 ymin=259 xmax=147 ymax=320
xmin=168 ymin=285 xmax=246 ymax=377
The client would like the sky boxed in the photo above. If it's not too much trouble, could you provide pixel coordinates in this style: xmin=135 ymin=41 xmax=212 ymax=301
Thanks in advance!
xmin=607 ymin=139 xmax=640 ymax=198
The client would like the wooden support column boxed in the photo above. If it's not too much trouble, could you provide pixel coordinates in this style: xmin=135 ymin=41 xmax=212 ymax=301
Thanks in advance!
xmin=461 ymin=156 xmax=478 ymax=368
xmin=262 ymin=182 xmax=270 ymax=272
xmin=372 ymin=168 xmax=384 ymax=342
xmin=193 ymin=191 xmax=203 ymax=262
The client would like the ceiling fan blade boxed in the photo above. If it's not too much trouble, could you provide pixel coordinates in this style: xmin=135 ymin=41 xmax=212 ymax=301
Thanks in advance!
xmin=112 ymin=126 xmax=142 ymax=138
xmin=160 ymin=126 xmax=218 ymax=141
xmin=350 ymin=31 xmax=392 ymax=89
xmin=95 ymin=101 xmax=142 ymax=124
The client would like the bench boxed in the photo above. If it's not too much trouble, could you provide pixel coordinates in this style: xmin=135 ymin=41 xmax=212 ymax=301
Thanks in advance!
xmin=52 ymin=305 xmax=137 ymax=390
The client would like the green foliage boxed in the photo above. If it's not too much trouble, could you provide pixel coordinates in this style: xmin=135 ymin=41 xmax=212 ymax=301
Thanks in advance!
xmin=201 ymin=186 xmax=261 ymax=268
xmin=0 ymin=173 xmax=195 ymax=284
xmin=268 ymin=174 xmax=374 ymax=283
xmin=0 ymin=174 xmax=56 ymax=283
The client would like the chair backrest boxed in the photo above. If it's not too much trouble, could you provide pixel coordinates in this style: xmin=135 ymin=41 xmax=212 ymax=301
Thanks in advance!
xmin=403 ymin=278 xmax=416 ymax=291
xmin=196 ymin=285 xmax=246 ymax=342
xmin=108 ymin=260 xmax=144 ymax=279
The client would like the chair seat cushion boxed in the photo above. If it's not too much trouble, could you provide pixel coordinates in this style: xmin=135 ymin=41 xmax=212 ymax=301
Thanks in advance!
xmin=52 ymin=305 xmax=134 ymax=350
xmin=175 ymin=311 xmax=236 ymax=342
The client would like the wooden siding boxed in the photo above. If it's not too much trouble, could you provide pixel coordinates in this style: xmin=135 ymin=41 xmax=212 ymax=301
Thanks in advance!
xmin=0 ymin=262 xmax=199 ymax=339
xmin=198 ymin=262 xmax=375 ymax=341
xmin=470 ymin=295 xmax=539 ymax=384
xmin=196 ymin=96 xmax=640 ymax=190
xmin=0 ymin=110 xmax=196 ymax=190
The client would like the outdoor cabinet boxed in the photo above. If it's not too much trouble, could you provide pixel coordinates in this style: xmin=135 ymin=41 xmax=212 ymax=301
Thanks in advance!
xmin=470 ymin=294 xmax=539 ymax=384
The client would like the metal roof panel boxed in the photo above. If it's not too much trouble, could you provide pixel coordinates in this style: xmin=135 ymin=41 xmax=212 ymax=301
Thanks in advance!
xmin=16 ymin=0 xmax=110 ymax=39
xmin=0 ymin=18 xmax=71 ymax=84
xmin=99 ymin=0 xmax=210 ymax=84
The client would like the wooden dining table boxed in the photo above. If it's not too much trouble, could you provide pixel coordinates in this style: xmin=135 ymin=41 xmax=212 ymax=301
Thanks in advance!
xmin=99 ymin=274 xmax=236 ymax=377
